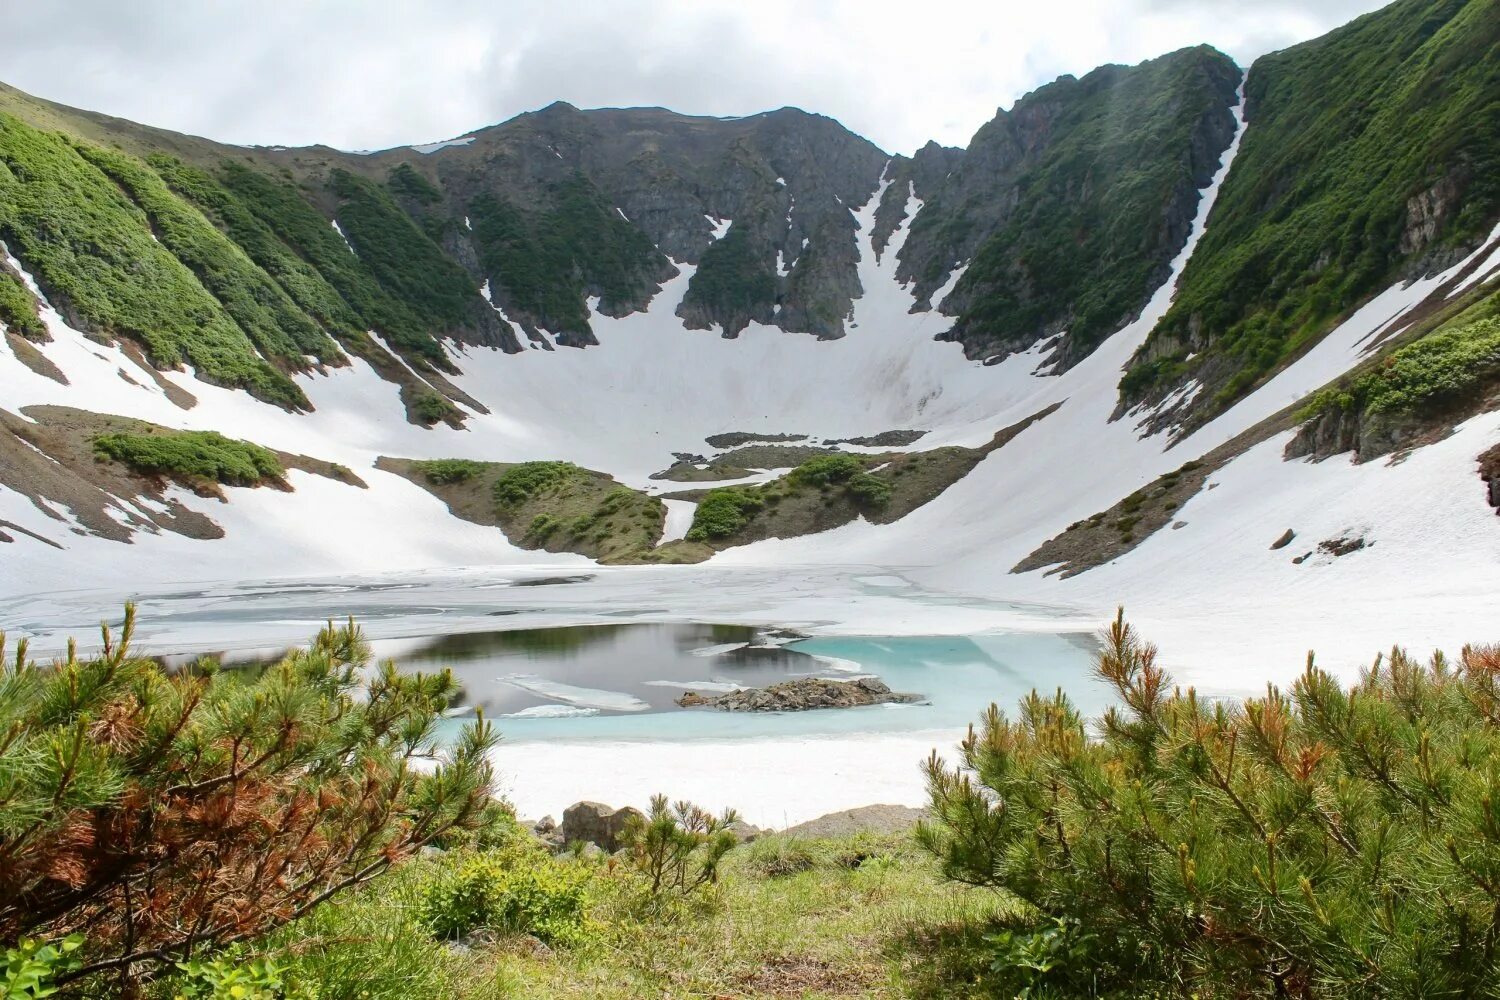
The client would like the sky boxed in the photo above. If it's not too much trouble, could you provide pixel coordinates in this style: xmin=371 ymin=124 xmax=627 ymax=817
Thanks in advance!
xmin=0 ymin=0 xmax=1390 ymax=155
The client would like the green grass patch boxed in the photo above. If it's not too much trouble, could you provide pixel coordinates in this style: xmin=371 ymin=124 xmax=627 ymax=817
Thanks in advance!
xmin=92 ymin=430 xmax=284 ymax=486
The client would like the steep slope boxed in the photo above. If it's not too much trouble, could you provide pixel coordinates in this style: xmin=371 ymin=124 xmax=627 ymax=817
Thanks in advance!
xmin=887 ymin=45 xmax=1242 ymax=368
xmin=1122 ymin=0 xmax=1500 ymax=428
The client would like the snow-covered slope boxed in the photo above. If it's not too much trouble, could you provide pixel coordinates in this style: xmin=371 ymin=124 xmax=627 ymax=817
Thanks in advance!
xmin=2 ymin=86 xmax=1498 ymax=680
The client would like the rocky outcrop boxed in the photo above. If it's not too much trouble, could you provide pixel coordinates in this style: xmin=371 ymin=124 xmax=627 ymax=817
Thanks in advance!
xmin=676 ymin=677 xmax=921 ymax=712
xmin=560 ymin=801 xmax=644 ymax=852
xmin=1481 ymin=443 xmax=1500 ymax=514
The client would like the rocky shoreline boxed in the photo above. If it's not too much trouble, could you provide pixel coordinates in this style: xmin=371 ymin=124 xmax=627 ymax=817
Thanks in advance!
xmin=675 ymin=676 xmax=922 ymax=712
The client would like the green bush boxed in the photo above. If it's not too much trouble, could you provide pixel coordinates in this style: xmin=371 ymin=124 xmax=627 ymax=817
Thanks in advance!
xmin=788 ymin=454 xmax=865 ymax=487
xmin=620 ymin=795 xmax=739 ymax=899
xmin=418 ymin=850 xmax=592 ymax=946
xmin=921 ymin=610 xmax=1500 ymax=996
xmin=92 ymin=430 xmax=285 ymax=486
xmin=492 ymin=461 xmax=579 ymax=507
xmin=412 ymin=458 xmax=486 ymax=484
xmin=0 ymin=271 xmax=43 ymax=340
xmin=685 ymin=488 xmax=764 ymax=541
xmin=173 ymin=950 xmax=298 ymax=1000
xmin=409 ymin=391 xmax=458 ymax=426
xmin=846 ymin=472 xmax=892 ymax=511
xmin=744 ymin=837 xmax=818 ymax=879
xmin=1320 ymin=315 xmax=1500 ymax=421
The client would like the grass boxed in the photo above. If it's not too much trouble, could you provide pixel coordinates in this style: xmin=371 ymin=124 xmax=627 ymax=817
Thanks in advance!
xmin=207 ymin=830 xmax=1005 ymax=1000
xmin=1127 ymin=0 xmax=1500 ymax=415
xmin=92 ymin=430 xmax=285 ymax=487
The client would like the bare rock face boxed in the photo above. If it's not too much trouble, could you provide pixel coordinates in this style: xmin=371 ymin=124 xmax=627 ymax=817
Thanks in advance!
xmin=781 ymin=804 xmax=927 ymax=839
xmin=676 ymin=676 xmax=921 ymax=712
xmin=560 ymin=801 xmax=644 ymax=852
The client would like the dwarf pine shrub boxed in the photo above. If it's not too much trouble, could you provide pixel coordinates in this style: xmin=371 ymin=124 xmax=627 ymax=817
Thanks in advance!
xmin=921 ymin=610 xmax=1500 ymax=998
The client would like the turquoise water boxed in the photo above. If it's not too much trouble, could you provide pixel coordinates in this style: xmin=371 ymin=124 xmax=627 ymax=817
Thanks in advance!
xmin=403 ymin=625 xmax=1109 ymax=743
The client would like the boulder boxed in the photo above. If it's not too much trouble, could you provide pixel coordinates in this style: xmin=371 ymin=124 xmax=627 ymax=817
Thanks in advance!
xmin=725 ymin=818 xmax=764 ymax=844
xmin=560 ymin=801 xmax=644 ymax=852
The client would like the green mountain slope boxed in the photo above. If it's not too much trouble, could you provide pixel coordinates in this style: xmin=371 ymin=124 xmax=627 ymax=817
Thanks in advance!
xmin=1123 ymin=0 xmax=1500 ymax=425
xmin=897 ymin=45 xmax=1242 ymax=368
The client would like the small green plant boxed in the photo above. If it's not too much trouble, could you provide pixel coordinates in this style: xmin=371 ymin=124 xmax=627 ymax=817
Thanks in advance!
xmin=418 ymin=850 xmax=592 ymax=946
xmin=174 ymin=949 xmax=295 ymax=1000
xmin=412 ymin=458 xmax=486 ymax=484
xmin=1 ymin=936 xmax=82 ymax=999
xmin=620 ymin=795 xmax=739 ymax=899
xmin=744 ymin=836 xmax=818 ymax=879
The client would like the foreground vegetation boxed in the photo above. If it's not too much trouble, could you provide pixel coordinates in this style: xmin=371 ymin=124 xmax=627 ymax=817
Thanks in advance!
xmin=5 ymin=608 xmax=1500 ymax=998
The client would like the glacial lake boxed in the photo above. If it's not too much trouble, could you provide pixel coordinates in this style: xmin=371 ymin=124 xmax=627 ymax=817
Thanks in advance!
xmin=354 ymin=623 xmax=1112 ymax=743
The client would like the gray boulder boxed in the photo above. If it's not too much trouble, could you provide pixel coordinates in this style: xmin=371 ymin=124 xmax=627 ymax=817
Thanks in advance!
xmin=782 ymin=804 xmax=927 ymax=839
xmin=560 ymin=801 xmax=644 ymax=852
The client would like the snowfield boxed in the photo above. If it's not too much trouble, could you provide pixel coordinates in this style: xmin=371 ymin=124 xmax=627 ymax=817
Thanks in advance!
xmin=2 ymin=91 xmax=1498 ymax=825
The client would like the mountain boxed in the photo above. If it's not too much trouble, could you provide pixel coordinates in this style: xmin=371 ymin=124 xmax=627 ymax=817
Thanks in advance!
xmin=0 ymin=0 xmax=1497 ymax=670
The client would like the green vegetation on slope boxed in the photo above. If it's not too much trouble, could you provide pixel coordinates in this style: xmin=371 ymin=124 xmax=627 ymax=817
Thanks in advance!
xmin=1303 ymin=297 xmax=1500 ymax=420
xmin=149 ymin=155 xmax=367 ymax=340
xmin=209 ymin=160 xmax=450 ymax=364
xmin=679 ymin=222 xmax=778 ymax=336
xmin=329 ymin=167 xmax=481 ymax=346
xmin=0 ymin=267 xmax=42 ymax=338
xmin=413 ymin=458 xmax=488 ymax=484
xmin=0 ymin=114 xmax=306 ymax=407
xmin=92 ymin=429 xmax=286 ymax=487
xmin=939 ymin=46 xmax=1240 ymax=362
xmin=468 ymin=174 xmax=667 ymax=339
xmin=79 ymin=144 xmax=340 ymax=366
xmin=921 ymin=612 xmax=1500 ymax=997
xmin=1126 ymin=0 xmax=1500 ymax=414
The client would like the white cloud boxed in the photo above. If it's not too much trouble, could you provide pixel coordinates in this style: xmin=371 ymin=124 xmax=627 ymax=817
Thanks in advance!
xmin=0 ymin=0 xmax=1388 ymax=154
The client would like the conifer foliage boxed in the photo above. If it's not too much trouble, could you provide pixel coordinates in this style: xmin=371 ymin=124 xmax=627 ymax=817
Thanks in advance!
xmin=0 ymin=606 xmax=497 ymax=991
xmin=920 ymin=610 xmax=1500 ymax=998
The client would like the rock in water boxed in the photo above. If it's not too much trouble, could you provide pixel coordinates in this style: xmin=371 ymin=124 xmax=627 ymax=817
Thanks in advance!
xmin=677 ymin=676 xmax=921 ymax=712
xmin=560 ymin=801 xmax=644 ymax=852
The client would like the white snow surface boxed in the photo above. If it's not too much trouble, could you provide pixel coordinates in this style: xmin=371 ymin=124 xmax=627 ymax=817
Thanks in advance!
xmin=3 ymin=91 xmax=1500 ymax=824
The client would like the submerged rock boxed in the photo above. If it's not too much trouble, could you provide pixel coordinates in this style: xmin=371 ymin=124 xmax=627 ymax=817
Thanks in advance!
xmin=677 ymin=676 xmax=921 ymax=712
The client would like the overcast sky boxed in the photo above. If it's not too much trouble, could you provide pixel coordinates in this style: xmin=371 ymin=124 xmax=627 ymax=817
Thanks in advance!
xmin=0 ymin=0 xmax=1389 ymax=155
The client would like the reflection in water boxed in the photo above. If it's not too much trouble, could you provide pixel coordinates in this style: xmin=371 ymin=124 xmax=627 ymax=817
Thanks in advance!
xmin=154 ymin=622 xmax=1110 ymax=746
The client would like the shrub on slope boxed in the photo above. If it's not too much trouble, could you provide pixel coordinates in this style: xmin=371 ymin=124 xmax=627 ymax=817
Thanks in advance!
xmin=92 ymin=429 xmax=286 ymax=487
xmin=922 ymin=610 xmax=1500 ymax=997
